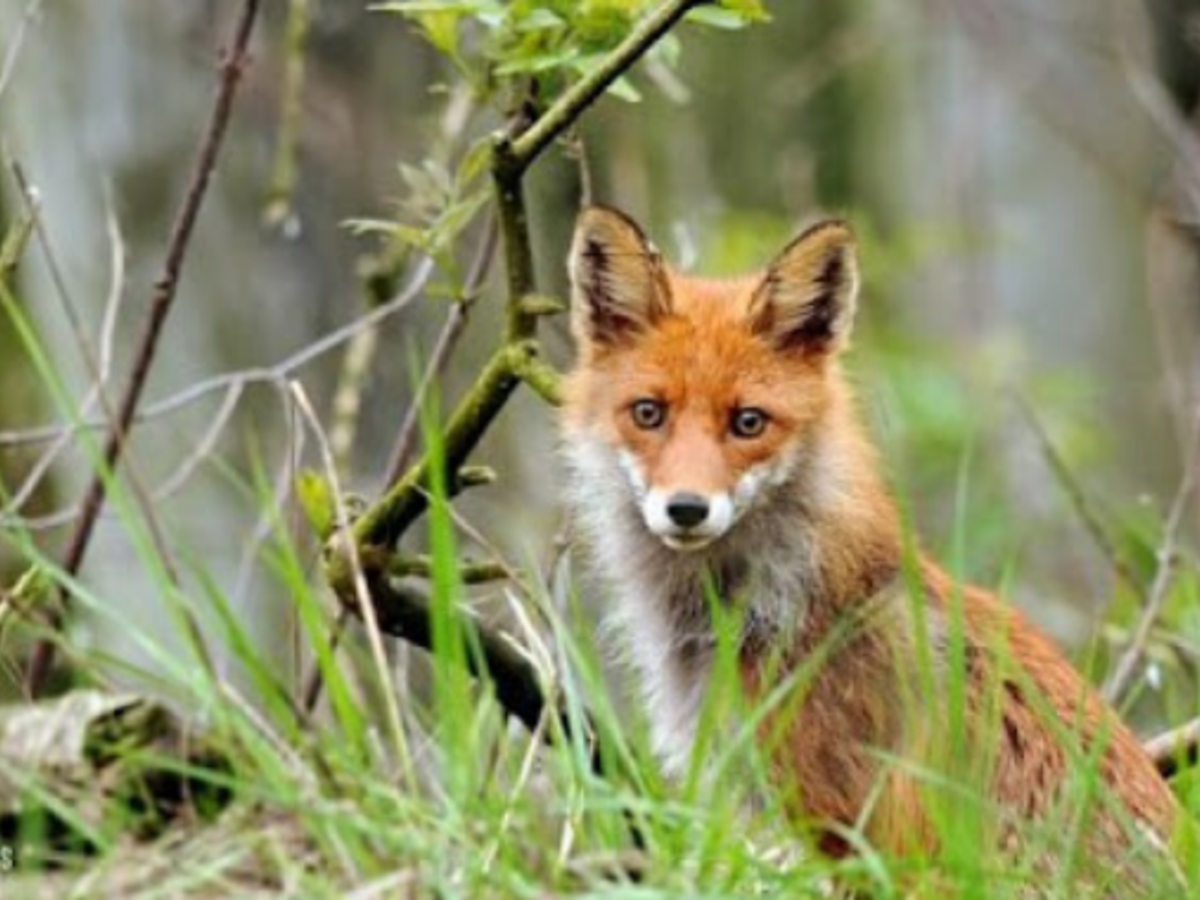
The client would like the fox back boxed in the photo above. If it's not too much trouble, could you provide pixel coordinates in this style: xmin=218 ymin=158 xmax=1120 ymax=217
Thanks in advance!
xmin=559 ymin=206 xmax=1178 ymax=883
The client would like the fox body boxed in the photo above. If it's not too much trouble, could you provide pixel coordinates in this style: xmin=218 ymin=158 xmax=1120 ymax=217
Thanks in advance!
xmin=560 ymin=207 xmax=1177 ymax=873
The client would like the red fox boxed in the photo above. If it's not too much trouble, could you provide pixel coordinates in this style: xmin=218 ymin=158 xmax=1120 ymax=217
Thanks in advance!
xmin=560 ymin=206 xmax=1179 ymax=883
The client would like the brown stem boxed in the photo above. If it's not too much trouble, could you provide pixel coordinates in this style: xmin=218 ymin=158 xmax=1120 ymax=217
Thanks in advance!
xmin=1104 ymin=403 xmax=1200 ymax=703
xmin=25 ymin=0 xmax=262 ymax=696
xmin=338 ymin=568 xmax=608 ymax=774
xmin=1145 ymin=716 xmax=1200 ymax=779
xmin=383 ymin=214 xmax=500 ymax=487
xmin=507 ymin=0 xmax=709 ymax=169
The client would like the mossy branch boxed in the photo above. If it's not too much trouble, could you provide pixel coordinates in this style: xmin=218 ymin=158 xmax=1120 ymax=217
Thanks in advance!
xmin=507 ymin=0 xmax=710 ymax=170
xmin=1146 ymin=716 xmax=1200 ymax=779
xmin=328 ymin=5 xmax=695 ymax=793
xmin=344 ymin=0 xmax=700 ymax=562
xmin=342 ymin=571 xmax=549 ymax=731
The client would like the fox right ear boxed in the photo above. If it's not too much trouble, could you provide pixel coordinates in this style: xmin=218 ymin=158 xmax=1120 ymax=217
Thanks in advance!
xmin=748 ymin=220 xmax=859 ymax=356
xmin=569 ymin=206 xmax=671 ymax=348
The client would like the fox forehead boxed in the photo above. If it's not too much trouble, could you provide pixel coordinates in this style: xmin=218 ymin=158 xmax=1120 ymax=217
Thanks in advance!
xmin=567 ymin=274 xmax=829 ymax=425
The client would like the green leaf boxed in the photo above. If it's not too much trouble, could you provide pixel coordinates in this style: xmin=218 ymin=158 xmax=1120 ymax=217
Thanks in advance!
xmin=495 ymin=47 xmax=582 ymax=76
xmin=718 ymin=0 xmax=770 ymax=22
xmin=418 ymin=11 xmax=462 ymax=58
xmin=344 ymin=218 xmax=401 ymax=237
xmin=605 ymin=74 xmax=642 ymax=103
xmin=685 ymin=7 xmax=751 ymax=29
xmin=457 ymin=137 xmax=494 ymax=188
xmin=515 ymin=9 xmax=566 ymax=31
xmin=296 ymin=470 xmax=336 ymax=541
xmin=570 ymin=56 xmax=641 ymax=102
xmin=372 ymin=0 xmax=502 ymax=14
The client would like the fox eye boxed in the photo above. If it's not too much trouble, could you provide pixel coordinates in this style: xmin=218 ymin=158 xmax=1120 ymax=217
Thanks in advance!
xmin=731 ymin=407 xmax=769 ymax=439
xmin=631 ymin=399 xmax=667 ymax=430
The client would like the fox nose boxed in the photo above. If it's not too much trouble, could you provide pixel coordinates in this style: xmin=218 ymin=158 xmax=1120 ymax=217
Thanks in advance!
xmin=666 ymin=492 xmax=710 ymax=529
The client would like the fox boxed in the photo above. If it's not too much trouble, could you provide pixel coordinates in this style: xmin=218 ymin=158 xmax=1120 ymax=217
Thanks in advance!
xmin=559 ymin=205 xmax=1180 ymax=887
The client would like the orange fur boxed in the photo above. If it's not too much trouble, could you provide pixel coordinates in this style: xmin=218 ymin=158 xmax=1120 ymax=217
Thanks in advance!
xmin=560 ymin=207 xmax=1178 ymax=881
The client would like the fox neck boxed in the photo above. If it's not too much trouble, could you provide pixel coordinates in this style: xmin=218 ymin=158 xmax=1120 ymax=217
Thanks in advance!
xmin=566 ymin=380 xmax=903 ymax=770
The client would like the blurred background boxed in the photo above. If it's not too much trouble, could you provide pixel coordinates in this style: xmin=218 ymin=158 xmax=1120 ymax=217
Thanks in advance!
xmin=1 ymin=0 xmax=1198 ymax=730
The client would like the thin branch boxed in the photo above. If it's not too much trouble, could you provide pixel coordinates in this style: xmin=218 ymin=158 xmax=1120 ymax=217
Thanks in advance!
xmin=343 ymin=1 xmax=691 ymax=566
xmin=234 ymin=379 xmax=305 ymax=610
xmin=1104 ymin=404 xmax=1200 ymax=702
xmin=0 ymin=0 xmax=43 ymax=104
xmin=25 ymin=0 xmax=262 ymax=696
xmin=262 ymin=0 xmax=310 ymax=229
xmin=349 ymin=341 xmax=545 ymax=552
xmin=329 ymin=324 xmax=382 ymax=479
xmin=290 ymin=381 xmax=415 ymax=784
xmin=1145 ymin=716 xmax=1200 ymax=780
xmin=11 ymin=163 xmax=186 ymax=623
xmin=507 ymin=0 xmax=709 ymax=169
xmin=383 ymin=214 xmax=499 ymax=486
xmin=1016 ymin=396 xmax=1140 ymax=593
xmin=0 ymin=256 xmax=435 ymax=451
xmin=388 ymin=555 xmax=510 ymax=585
xmin=300 ymin=605 xmax=349 ymax=717
xmin=3 ymin=199 xmax=127 ymax=521
xmin=343 ymin=571 xmax=554 ymax=736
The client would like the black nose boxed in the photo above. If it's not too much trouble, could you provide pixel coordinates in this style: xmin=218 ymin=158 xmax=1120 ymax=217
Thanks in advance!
xmin=666 ymin=492 xmax=710 ymax=528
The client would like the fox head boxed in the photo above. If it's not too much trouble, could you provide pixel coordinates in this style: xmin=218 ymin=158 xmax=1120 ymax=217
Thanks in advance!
xmin=562 ymin=206 xmax=860 ymax=552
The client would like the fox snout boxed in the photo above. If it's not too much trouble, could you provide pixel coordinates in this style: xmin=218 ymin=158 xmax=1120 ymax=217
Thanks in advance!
xmin=641 ymin=486 xmax=735 ymax=551
xmin=664 ymin=493 xmax=708 ymax=528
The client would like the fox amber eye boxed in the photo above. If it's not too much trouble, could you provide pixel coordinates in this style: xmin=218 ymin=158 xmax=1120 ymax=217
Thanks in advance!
xmin=731 ymin=407 xmax=769 ymax=439
xmin=631 ymin=399 xmax=667 ymax=430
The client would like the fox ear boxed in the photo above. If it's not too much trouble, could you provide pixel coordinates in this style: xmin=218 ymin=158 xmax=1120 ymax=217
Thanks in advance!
xmin=748 ymin=220 xmax=859 ymax=355
xmin=569 ymin=206 xmax=671 ymax=348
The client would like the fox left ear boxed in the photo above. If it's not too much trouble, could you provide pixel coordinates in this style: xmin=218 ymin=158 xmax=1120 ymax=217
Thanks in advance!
xmin=748 ymin=220 xmax=859 ymax=355
xmin=569 ymin=206 xmax=671 ymax=350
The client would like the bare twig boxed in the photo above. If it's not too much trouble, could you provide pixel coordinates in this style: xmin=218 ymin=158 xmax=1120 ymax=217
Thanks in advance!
xmin=1145 ymin=716 xmax=1200 ymax=779
xmin=338 ymin=0 xmax=692 ymax=625
xmin=350 ymin=341 xmax=552 ymax=551
xmin=341 ymin=571 xmax=553 ymax=736
xmin=329 ymin=323 xmax=382 ymax=478
xmin=4 ymin=200 xmax=126 ymax=521
xmin=383 ymin=214 xmax=499 ymax=486
xmin=25 ymin=0 xmax=262 ymax=696
xmin=262 ymin=0 xmax=310 ymax=229
xmin=300 ymin=605 xmax=349 ymax=717
xmin=1104 ymin=405 xmax=1200 ymax=702
xmin=0 ymin=0 xmax=43 ymax=103
xmin=290 ymin=381 xmax=415 ymax=784
xmin=507 ymin=0 xmax=708 ymax=169
xmin=11 ymin=164 xmax=186 ymax=630
xmin=0 ymin=256 xmax=436 ymax=451
xmin=1016 ymin=396 xmax=1140 ymax=593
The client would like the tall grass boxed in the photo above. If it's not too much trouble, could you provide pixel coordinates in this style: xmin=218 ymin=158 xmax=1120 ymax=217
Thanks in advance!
xmin=0 ymin=281 xmax=1197 ymax=898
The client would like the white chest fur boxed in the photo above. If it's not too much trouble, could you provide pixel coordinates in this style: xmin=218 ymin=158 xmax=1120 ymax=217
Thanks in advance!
xmin=563 ymin=436 xmax=817 ymax=775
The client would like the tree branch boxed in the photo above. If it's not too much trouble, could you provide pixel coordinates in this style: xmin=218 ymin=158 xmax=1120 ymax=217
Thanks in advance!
xmin=1104 ymin=403 xmax=1200 ymax=703
xmin=347 ymin=572 xmax=550 ymax=733
xmin=25 ymin=0 xmax=262 ymax=696
xmin=1145 ymin=716 xmax=1200 ymax=780
xmin=353 ymin=1 xmax=702 ymax=556
xmin=383 ymin=214 xmax=500 ymax=487
xmin=348 ymin=343 xmax=530 ymax=554
xmin=328 ymin=3 xmax=700 ymax=820
xmin=507 ymin=0 xmax=709 ymax=169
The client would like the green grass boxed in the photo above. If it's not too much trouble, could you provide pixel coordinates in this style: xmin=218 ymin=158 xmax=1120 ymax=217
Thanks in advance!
xmin=1 ymin=285 xmax=1198 ymax=899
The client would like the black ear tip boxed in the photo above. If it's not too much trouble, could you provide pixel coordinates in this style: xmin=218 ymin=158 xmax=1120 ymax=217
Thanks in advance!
xmin=576 ymin=204 xmax=649 ymax=239
xmin=796 ymin=217 xmax=856 ymax=245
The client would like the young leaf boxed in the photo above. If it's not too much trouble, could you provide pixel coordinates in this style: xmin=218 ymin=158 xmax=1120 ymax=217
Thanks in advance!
xmin=296 ymin=469 xmax=336 ymax=541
